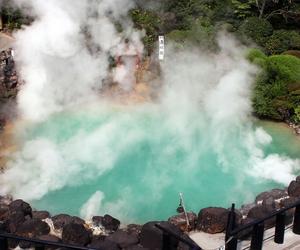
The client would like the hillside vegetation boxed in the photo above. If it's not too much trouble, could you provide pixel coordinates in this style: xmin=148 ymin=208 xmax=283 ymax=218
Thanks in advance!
xmin=1 ymin=0 xmax=300 ymax=123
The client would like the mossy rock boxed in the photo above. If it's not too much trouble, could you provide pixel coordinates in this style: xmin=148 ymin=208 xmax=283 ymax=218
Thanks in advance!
xmin=287 ymin=82 xmax=300 ymax=92
xmin=290 ymin=89 xmax=300 ymax=96
xmin=283 ymin=50 xmax=300 ymax=59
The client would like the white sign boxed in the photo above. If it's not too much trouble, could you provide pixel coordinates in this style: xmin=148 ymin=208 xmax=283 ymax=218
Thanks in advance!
xmin=158 ymin=36 xmax=164 ymax=61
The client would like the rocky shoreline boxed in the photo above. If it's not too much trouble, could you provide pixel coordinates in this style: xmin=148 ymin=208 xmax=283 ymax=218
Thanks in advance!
xmin=1 ymin=176 xmax=300 ymax=250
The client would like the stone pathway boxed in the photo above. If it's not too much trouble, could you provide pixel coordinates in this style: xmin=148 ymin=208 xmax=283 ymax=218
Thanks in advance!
xmin=189 ymin=225 xmax=300 ymax=250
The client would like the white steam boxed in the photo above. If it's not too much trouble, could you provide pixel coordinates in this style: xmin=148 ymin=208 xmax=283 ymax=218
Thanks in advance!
xmin=12 ymin=0 xmax=143 ymax=121
xmin=0 ymin=0 xmax=299 ymax=221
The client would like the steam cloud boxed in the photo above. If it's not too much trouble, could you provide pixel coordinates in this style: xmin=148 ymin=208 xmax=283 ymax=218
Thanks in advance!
xmin=0 ymin=0 xmax=299 ymax=221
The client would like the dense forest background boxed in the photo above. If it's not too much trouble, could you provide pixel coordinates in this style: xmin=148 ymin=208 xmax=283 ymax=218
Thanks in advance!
xmin=1 ymin=0 xmax=300 ymax=124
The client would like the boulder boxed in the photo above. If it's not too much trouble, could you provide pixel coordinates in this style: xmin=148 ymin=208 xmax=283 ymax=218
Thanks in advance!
xmin=168 ymin=212 xmax=197 ymax=231
xmin=89 ymin=239 xmax=120 ymax=250
xmin=62 ymin=223 xmax=91 ymax=246
xmin=0 ymin=204 xmax=9 ymax=221
xmin=32 ymin=211 xmax=50 ymax=220
xmin=280 ymin=197 xmax=298 ymax=225
xmin=92 ymin=216 xmax=103 ymax=226
xmin=101 ymin=214 xmax=120 ymax=231
xmin=247 ymin=205 xmax=276 ymax=229
xmin=37 ymin=235 xmax=61 ymax=250
xmin=126 ymin=224 xmax=142 ymax=238
xmin=6 ymin=211 xmax=26 ymax=233
xmin=16 ymin=218 xmax=50 ymax=238
xmin=197 ymin=207 xmax=229 ymax=234
xmin=255 ymin=189 xmax=288 ymax=204
xmin=9 ymin=199 xmax=32 ymax=217
xmin=52 ymin=214 xmax=84 ymax=230
xmin=140 ymin=221 xmax=181 ymax=250
xmin=288 ymin=180 xmax=300 ymax=197
xmin=107 ymin=230 xmax=139 ymax=248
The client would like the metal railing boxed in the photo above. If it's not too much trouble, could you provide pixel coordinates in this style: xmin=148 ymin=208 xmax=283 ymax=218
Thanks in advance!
xmin=225 ymin=199 xmax=300 ymax=250
xmin=155 ymin=223 xmax=202 ymax=250
xmin=0 ymin=232 xmax=100 ymax=250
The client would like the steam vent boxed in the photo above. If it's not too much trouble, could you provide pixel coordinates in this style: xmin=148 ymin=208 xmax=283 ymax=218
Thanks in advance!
xmin=1 ymin=0 xmax=300 ymax=249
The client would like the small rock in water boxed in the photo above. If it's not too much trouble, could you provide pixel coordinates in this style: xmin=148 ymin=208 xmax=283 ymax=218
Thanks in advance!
xmin=101 ymin=214 xmax=120 ymax=232
xmin=168 ymin=212 xmax=197 ymax=231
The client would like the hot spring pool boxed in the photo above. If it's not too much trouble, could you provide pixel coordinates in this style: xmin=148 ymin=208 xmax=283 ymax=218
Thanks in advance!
xmin=2 ymin=104 xmax=300 ymax=224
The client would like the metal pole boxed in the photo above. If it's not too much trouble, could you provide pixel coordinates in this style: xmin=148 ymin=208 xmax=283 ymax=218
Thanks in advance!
xmin=274 ymin=212 xmax=286 ymax=244
xmin=179 ymin=193 xmax=190 ymax=228
xmin=293 ymin=205 xmax=300 ymax=235
xmin=225 ymin=204 xmax=237 ymax=250
xmin=0 ymin=237 xmax=8 ymax=250
xmin=250 ymin=223 xmax=264 ymax=250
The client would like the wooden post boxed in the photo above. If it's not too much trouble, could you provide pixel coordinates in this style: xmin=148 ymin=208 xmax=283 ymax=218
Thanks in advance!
xmin=0 ymin=237 xmax=8 ymax=250
xmin=274 ymin=212 xmax=286 ymax=244
xmin=293 ymin=205 xmax=300 ymax=234
xmin=250 ymin=223 xmax=264 ymax=250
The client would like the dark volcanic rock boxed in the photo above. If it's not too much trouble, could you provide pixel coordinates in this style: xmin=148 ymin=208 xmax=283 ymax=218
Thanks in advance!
xmin=168 ymin=212 xmax=197 ymax=231
xmin=32 ymin=210 xmax=50 ymax=220
xmin=101 ymin=214 xmax=120 ymax=231
xmin=89 ymin=239 xmax=120 ymax=250
xmin=288 ymin=180 xmax=300 ymax=197
xmin=62 ymin=223 xmax=91 ymax=246
xmin=237 ymin=217 xmax=256 ymax=240
xmin=247 ymin=204 xmax=276 ymax=228
xmin=280 ymin=197 xmax=298 ymax=225
xmin=107 ymin=230 xmax=139 ymax=248
xmin=255 ymin=189 xmax=288 ymax=203
xmin=16 ymin=218 xmax=50 ymax=238
xmin=197 ymin=207 xmax=229 ymax=234
xmin=6 ymin=211 xmax=26 ymax=233
xmin=125 ymin=245 xmax=149 ymax=250
xmin=0 ymin=204 xmax=9 ymax=221
xmin=9 ymin=199 xmax=32 ymax=217
xmin=140 ymin=221 xmax=181 ymax=250
xmin=92 ymin=216 xmax=103 ymax=226
xmin=126 ymin=224 xmax=142 ymax=238
xmin=52 ymin=214 xmax=84 ymax=230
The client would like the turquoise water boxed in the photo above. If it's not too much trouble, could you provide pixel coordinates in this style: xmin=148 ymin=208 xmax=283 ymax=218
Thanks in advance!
xmin=7 ymin=104 xmax=300 ymax=224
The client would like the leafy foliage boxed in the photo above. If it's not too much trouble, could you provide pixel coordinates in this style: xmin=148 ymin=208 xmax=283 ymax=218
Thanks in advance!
xmin=249 ymin=49 xmax=300 ymax=121
xmin=239 ymin=17 xmax=273 ymax=46
xmin=265 ymin=30 xmax=300 ymax=55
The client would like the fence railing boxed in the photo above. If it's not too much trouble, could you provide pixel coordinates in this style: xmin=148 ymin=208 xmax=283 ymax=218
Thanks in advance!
xmin=155 ymin=223 xmax=202 ymax=250
xmin=225 ymin=199 xmax=300 ymax=250
xmin=0 ymin=232 xmax=100 ymax=250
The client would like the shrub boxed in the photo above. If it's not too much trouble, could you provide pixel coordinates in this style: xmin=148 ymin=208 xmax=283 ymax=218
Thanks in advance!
xmin=265 ymin=30 xmax=300 ymax=55
xmin=239 ymin=17 xmax=273 ymax=46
